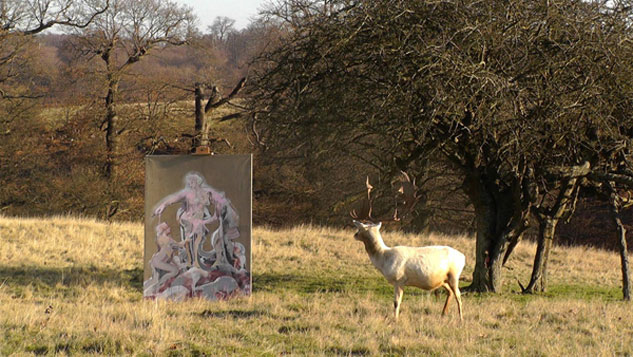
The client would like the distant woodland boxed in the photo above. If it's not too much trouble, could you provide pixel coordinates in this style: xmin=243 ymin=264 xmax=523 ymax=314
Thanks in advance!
xmin=0 ymin=2 xmax=287 ymax=220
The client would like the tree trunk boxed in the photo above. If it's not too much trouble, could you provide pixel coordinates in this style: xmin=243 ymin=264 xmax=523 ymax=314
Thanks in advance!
xmin=192 ymin=78 xmax=246 ymax=153
xmin=104 ymin=74 xmax=120 ymax=180
xmin=523 ymin=177 xmax=580 ymax=294
xmin=609 ymin=188 xmax=631 ymax=301
xmin=463 ymin=169 xmax=525 ymax=292
xmin=523 ymin=217 xmax=556 ymax=293
xmin=193 ymin=83 xmax=208 ymax=150
xmin=466 ymin=173 xmax=498 ymax=292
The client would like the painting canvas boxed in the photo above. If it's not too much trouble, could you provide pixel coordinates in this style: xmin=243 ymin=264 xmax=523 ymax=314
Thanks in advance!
xmin=143 ymin=155 xmax=252 ymax=301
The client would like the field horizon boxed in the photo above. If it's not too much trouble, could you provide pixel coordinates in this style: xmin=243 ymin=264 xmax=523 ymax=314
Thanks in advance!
xmin=1 ymin=214 xmax=631 ymax=356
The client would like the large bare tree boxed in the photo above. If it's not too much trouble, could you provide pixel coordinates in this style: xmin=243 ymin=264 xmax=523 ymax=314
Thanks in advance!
xmin=71 ymin=0 xmax=195 ymax=178
xmin=251 ymin=0 xmax=633 ymax=292
xmin=207 ymin=16 xmax=236 ymax=43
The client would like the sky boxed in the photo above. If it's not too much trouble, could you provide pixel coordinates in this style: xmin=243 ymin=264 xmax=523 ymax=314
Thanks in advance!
xmin=175 ymin=0 xmax=269 ymax=31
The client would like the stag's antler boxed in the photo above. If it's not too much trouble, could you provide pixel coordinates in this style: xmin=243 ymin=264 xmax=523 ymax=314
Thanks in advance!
xmin=350 ymin=176 xmax=374 ymax=221
xmin=393 ymin=171 xmax=420 ymax=221
xmin=350 ymin=172 xmax=420 ymax=223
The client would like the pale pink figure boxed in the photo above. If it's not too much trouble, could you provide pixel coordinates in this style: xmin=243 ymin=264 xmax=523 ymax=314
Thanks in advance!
xmin=208 ymin=189 xmax=240 ymax=268
xmin=143 ymin=222 xmax=186 ymax=296
xmin=153 ymin=172 xmax=239 ymax=269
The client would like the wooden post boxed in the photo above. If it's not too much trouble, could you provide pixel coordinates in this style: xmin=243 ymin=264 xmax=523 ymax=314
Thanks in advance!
xmin=192 ymin=146 xmax=212 ymax=155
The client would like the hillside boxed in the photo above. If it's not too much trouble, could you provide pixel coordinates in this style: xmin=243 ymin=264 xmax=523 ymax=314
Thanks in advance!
xmin=0 ymin=216 xmax=631 ymax=355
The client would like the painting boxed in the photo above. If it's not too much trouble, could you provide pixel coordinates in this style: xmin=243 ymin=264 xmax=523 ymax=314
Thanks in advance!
xmin=143 ymin=155 xmax=252 ymax=301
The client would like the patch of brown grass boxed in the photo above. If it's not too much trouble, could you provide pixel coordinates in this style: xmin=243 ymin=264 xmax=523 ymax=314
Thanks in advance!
xmin=0 ymin=216 xmax=631 ymax=355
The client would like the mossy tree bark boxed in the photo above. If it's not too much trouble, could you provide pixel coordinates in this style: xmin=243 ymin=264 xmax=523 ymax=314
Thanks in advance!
xmin=463 ymin=168 xmax=528 ymax=292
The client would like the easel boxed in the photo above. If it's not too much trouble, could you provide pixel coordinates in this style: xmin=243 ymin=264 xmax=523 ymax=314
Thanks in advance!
xmin=192 ymin=146 xmax=213 ymax=155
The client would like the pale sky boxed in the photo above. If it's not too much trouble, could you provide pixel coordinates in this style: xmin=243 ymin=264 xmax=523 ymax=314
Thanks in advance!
xmin=175 ymin=0 xmax=269 ymax=31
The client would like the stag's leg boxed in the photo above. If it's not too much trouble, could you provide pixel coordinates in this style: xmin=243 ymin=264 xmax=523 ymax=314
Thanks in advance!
xmin=441 ymin=282 xmax=453 ymax=316
xmin=453 ymin=288 xmax=463 ymax=321
xmin=394 ymin=285 xmax=404 ymax=320
xmin=447 ymin=273 xmax=463 ymax=321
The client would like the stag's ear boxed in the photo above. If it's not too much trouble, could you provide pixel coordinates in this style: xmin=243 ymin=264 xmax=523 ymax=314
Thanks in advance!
xmin=376 ymin=222 xmax=382 ymax=230
xmin=353 ymin=220 xmax=366 ymax=230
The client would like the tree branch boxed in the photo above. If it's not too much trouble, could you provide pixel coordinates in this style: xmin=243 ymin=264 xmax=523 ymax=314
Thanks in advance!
xmin=204 ymin=77 xmax=247 ymax=113
xmin=23 ymin=0 xmax=110 ymax=35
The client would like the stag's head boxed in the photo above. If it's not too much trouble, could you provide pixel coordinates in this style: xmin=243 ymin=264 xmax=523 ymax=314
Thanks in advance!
xmin=353 ymin=220 xmax=382 ymax=241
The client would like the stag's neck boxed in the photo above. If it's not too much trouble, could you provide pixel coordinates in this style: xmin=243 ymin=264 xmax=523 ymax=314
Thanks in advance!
xmin=361 ymin=232 xmax=389 ymax=258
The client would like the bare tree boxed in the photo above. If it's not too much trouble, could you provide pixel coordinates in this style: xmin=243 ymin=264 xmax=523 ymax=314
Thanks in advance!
xmin=520 ymin=168 xmax=586 ymax=293
xmin=71 ymin=0 xmax=195 ymax=178
xmin=191 ymin=77 xmax=247 ymax=153
xmin=251 ymin=0 xmax=633 ymax=292
xmin=207 ymin=16 xmax=236 ymax=43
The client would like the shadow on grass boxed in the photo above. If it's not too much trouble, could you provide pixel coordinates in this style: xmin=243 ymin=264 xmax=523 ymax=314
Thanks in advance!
xmin=324 ymin=346 xmax=371 ymax=356
xmin=535 ymin=284 xmax=622 ymax=302
xmin=0 ymin=265 xmax=143 ymax=293
xmin=253 ymin=272 xmax=351 ymax=294
xmin=253 ymin=271 xmax=421 ymax=298
xmin=254 ymin=272 xmax=624 ymax=302
xmin=200 ymin=309 xmax=268 ymax=319
xmin=463 ymin=283 xmax=624 ymax=303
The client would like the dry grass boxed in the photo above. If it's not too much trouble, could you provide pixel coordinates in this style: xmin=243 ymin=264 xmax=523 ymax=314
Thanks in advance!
xmin=1 ymin=215 xmax=631 ymax=356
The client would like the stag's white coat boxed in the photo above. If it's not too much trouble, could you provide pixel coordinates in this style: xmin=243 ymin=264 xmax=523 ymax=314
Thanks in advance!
xmin=353 ymin=220 xmax=465 ymax=320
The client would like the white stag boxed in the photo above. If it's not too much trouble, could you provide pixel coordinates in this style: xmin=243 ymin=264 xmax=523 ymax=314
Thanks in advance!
xmin=353 ymin=220 xmax=465 ymax=320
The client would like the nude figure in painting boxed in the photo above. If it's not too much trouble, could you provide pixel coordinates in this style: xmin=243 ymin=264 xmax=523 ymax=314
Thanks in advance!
xmin=153 ymin=172 xmax=239 ymax=269
xmin=143 ymin=222 xmax=186 ymax=296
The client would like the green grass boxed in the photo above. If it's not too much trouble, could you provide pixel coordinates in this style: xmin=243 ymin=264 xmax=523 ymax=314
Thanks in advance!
xmin=544 ymin=283 xmax=623 ymax=301
xmin=1 ymin=216 xmax=632 ymax=356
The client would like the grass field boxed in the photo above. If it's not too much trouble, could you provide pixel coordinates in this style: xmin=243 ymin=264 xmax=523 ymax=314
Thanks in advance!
xmin=0 ymin=215 xmax=631 ymax=356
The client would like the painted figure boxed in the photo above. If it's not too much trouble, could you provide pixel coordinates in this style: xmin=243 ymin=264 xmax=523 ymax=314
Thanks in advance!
xmin=208 ymin=189 xmax=240 ymax=269
xmin=143 ymin=222 xmax=187 ymax=296
xmin=153 ymin=173 xmax=214 ymax=268
xmin=145 ymin=171 xmax=249 ymax=301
